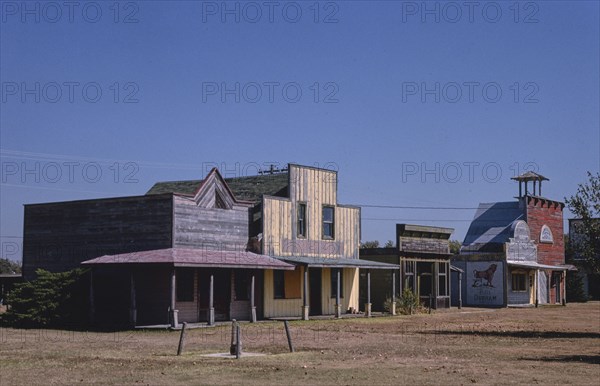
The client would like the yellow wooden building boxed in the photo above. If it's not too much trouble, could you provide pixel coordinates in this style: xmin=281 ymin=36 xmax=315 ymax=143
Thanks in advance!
xmin=260 ymin=164 xmax=398 ymax=319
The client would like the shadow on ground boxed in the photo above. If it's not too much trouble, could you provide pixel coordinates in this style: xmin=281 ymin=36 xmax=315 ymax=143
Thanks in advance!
xmin=519 ymin=354 xmax=600 ymax=365
xmin=423 ymin=330 xmax=600 ymax=339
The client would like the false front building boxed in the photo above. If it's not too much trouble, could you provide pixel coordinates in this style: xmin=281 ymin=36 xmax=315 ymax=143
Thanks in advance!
xmin=452 ymin=172 xmax=574 ymax=307
xmin=23 ymin=164 xmax=396 ymax=327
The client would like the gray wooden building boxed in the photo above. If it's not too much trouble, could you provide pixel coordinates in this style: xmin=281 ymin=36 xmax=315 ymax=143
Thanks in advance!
xmin=360 ymin=224 xmax=455 ymax=311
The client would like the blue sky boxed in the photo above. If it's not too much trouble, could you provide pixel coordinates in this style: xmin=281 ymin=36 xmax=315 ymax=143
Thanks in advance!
xmin=1 ymin=0 xmax=599 ymax=261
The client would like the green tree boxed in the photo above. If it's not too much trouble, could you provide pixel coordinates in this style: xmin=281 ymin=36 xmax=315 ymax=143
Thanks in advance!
xmin=1 ymin=269 xmax=89 ymax=328
xmin=565 ymin=172 xmax=600 ymax=274
xmin=384 ymin=240 xmax=394 ymax=248
xmin=449 ymin=240 xmax=462 ymax=255
xmin=361 ymin=240 xmax=380 ymax=249
xmin=0 ymin=258 xmax=21 ymax=274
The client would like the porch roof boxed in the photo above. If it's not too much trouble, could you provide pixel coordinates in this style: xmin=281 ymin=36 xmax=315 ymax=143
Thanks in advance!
xmin=507 ymin=260 xmax=568 ymax=271
xmin=274 ymin=256 xmax=400 ymax=269
xmin=81 ymin=248 xmax=296 ymax=270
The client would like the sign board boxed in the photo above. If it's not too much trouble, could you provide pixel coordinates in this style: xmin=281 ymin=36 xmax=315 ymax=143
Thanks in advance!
xmin=466 ymin=261 xmax=504 ymax=306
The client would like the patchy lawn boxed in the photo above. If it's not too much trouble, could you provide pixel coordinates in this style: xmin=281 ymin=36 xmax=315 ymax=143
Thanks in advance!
xmin=1 ymin=302 xmax=599 ymax=385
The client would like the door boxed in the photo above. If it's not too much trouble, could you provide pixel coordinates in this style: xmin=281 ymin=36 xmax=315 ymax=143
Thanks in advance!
xmin=198 ymin=269 xmax=231 ymax=321
xmin=553 ymin=272 xmax=562 ymax=304
xmin=309 ymin=268 xmax=322 ymax=315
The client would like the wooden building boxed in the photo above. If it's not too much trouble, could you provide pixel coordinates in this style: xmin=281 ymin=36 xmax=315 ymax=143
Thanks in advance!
xmin=360 ymin=224 xmax=455 ymax=311
xmin=453 ymin=172 xmax=574 ymax=307
xmin=23 ymin=164 xmax=397 ymax=327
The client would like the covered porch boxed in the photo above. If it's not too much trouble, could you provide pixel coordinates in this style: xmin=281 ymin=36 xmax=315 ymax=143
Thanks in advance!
xmin=82 ymin=248 xmax=295 ymax=328
xmin=506 ymin=260 xmax=571 ymax=306
xmin=271 ymin=256 xmax=401 ymax=319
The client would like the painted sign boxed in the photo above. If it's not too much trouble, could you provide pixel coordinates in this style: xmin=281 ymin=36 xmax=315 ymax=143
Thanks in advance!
xmin=466 ymin=261 xmax=504 ymax=306
xmin=506 ymin=220 xmax=537 ymax=262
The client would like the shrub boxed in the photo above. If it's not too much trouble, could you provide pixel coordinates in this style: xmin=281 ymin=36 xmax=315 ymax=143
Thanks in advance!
xmin=397 ymin=288 xmax=419 ymax=315
xmin=1 ymin=269 xmax=89 ymax=328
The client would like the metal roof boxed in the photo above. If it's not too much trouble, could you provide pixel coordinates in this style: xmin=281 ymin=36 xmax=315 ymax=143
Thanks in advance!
xmin=510 ymin=171 xmax=549 ymax=181
xmin=462 ymin=201 xmax=525 ymax=253
xmin=276 ymin=256 xmax=400 ymax=269
xmin=81 ymin=248 xmax=295 ymax=270
xmin=507 ymin=260 xmax=567 ymax=270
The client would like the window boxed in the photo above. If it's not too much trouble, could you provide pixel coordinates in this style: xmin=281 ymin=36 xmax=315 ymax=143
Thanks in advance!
xmin=322 ymin=206 xmax=335 ymax=239
xmin=330 ymin=268 xmax=344 ymax=298
xmin=297 ymin=203 xmax=307 ymax=238
xmin=176 ymin=269 xmax=194 ymax=302
xmin=512 ymin=273 xmax=527 ymax=292
xmin=438 ymin=262 xmax=448 ymax=296
xmin=404 ymin=260 xmax=415 ymax=292
xmin=273 ymin=269 xmax=302 ymax=299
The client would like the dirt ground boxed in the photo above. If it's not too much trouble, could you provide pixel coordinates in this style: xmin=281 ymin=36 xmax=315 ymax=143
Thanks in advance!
xmin=1 ymin=302 xmax=599 ymax=385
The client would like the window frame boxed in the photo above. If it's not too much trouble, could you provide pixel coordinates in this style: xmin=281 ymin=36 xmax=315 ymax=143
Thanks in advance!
xmin=511 ymin=273 xmax=527 ymax=292
xmin=322 ymin=205 xmax=335 ymax=240
xmin=297 ymin=202 xmax=307 ymax=238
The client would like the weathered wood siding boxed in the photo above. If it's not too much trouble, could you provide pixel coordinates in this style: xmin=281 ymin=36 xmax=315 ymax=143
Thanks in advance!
xmin=398 ymin=236 xmax=449 ymax=255
xmin=262 ymin=165 xmax=360 ymax=259
xmin=263 ymin=266 xmax=306 ymax=318
xmin=321 ymin=268 xmax=359 ymax=315
xmin=23 ymin=195 xmax=174 ymax=279
xmin=173 ymin=196 xmax=250 ymax=251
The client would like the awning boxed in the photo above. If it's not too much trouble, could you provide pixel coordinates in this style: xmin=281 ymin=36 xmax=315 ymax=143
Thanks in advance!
xmin=275 ymin=256 xmax=400 ymax=270
xmin=507 ymin=260 xmax=568 ymax=270
xmin=81 ymin=248 xmax=295 ymax=270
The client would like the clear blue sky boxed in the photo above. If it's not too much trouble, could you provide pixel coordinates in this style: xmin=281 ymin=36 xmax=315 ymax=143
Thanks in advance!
xmin=1 ymin=1 xmax=599 ymax=261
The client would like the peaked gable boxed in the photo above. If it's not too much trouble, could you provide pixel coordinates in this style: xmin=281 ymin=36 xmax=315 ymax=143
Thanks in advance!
xmin=190 ymin=168 xmax=243 ymax=209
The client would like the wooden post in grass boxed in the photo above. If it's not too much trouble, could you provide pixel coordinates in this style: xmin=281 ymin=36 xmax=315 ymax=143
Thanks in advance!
xmin=177 ymin=322 xmax=187 ymax=356
xmin=391 ymin=271 xmax=397 ymax=316
xmin=235 ymin=324 xmax=241 ymax=359
xmin=429 ymin=293 xmax=433 ymax=314
xmin=283 ymin=320 xmax=294 ymax=353
xmin=229 ymin=319 xmax=237 ymax=355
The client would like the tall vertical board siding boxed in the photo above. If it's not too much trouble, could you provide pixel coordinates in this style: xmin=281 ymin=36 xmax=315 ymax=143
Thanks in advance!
xmin=23 ymin=195 xmax=173 ymax=280
xmin=321 ymin=268 xmax=359 ymax=314
xmin=263 ymin=165 xmax=360 ymax=259
xmin=263 ymin=267 xmax=306 ymax=318
xmin=173 ymin=196 xmax=250 ymax=251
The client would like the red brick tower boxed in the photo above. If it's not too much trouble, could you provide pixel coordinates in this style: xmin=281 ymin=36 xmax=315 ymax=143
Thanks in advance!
xmin=512 ymin=172 xmax=566 ymax=303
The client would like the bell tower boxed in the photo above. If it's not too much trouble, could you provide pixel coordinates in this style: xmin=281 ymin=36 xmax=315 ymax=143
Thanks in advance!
xmin=511 ymin=171 xmax=549 ymax=198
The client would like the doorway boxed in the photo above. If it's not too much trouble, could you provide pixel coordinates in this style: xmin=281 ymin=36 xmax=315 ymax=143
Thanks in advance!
xmin=309 ymin=268 xmax=322 ymax=316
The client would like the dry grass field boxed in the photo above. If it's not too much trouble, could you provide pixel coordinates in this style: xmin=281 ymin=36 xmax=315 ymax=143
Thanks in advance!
xmin=1 ymin=302 xmax=599 ymax=385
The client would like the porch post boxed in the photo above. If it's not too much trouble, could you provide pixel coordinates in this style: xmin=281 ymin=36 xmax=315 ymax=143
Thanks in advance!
xmin=335 ymin=269 xmax=342 ymax=318
xmin=365 ymin=269 xmax=372 ymax=317
xmin=170 ymin=268 xmax=178 ymax=327
xmin=250 ymin=273 xmax=257 ymax=323
xmin=130 ymin=271 xmax=137 ymax=327
xmin=302 ymin=266 xmax=309 ymax=320
xmin=391 ymin=271 xmax=397 ymax=315
xmin=562 ymin=271 xmax=566 ymax=306
xmin=208 ymin=274 xmax=215 ymax=325
xmin=89 ymin=270 xmax=95 ymax=324
xmin=458 ymin=272 xmax=463 ymax=309
xmin=534 ymin=270 xmax=539 ymax=308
